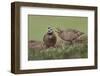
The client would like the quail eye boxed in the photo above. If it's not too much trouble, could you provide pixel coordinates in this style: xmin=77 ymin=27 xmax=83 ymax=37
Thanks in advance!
xmin=48 ymin=27 xmax=51 ymax=29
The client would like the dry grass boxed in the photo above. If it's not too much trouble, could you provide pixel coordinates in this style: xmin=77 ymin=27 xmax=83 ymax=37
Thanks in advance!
xmin=28 ymin=41 xmax=88 ymax=60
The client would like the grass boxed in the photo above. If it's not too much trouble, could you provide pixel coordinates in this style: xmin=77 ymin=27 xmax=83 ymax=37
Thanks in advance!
xmin=28 ymin=42 xmax=88 ymax=60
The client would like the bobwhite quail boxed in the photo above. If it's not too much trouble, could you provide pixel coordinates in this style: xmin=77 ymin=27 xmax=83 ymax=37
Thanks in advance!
xmin=56 ymin=28 xmax=85 ymax=44
xmin=43 ymin=27 xmax=57 ymax=48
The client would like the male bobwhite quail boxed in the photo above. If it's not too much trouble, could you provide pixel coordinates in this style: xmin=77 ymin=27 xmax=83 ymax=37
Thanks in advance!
xmin=43 ymin=27 xmax=57 ymax=48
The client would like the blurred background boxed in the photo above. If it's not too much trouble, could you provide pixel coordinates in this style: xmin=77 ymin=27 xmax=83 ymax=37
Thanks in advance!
xmin=28 ymin=15 xmax=88 ymax=41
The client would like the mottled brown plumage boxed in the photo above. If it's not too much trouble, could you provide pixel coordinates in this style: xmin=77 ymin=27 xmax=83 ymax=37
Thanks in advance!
xmin=43 ymin=27 xmax=57 ymax=48
xmin=73 ymin=34 xmax=87 ymax=43
xmin=56 ymin=28 xmax=85 ymax=44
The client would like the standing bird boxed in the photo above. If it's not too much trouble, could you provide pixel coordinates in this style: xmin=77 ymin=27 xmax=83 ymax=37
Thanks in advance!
xmin=56 ymin=28 xmax=85 ymax=44
xmin=43 ymin=27 xmax=57 ymax=48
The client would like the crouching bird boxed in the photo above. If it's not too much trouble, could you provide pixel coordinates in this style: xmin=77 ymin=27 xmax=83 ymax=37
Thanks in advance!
xmin=56 ymin=28 xmax=84 ymax=44
xmin=43 ymin=27 xmax=57 ymax=48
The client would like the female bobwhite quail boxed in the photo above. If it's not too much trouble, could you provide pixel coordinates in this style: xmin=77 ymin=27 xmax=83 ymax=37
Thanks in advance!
xmin=56 ymin=28 xmax=85 ymax=44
